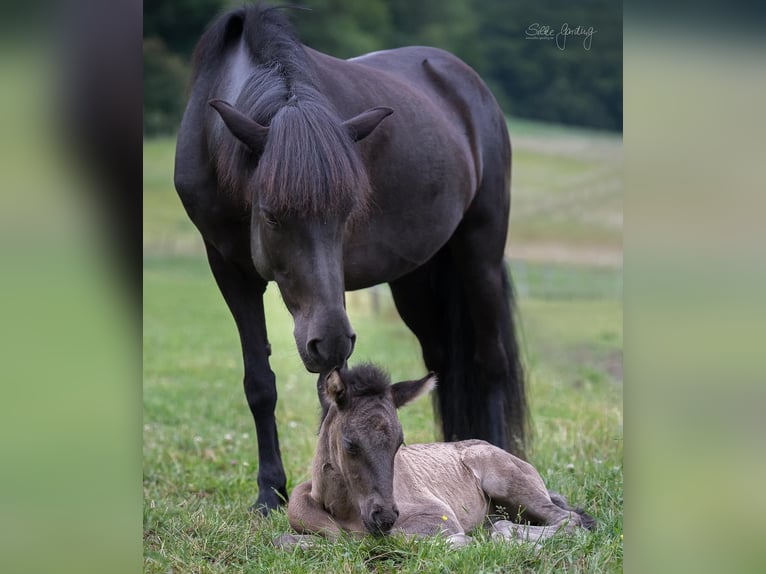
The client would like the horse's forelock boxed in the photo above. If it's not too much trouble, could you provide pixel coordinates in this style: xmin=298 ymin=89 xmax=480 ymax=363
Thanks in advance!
xmin=207 ymin=4 xmax=372 ymax=221
xmin=255 ymin=97 xmax=372 ymax=220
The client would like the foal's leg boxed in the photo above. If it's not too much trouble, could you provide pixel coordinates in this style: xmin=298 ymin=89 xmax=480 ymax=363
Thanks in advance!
xmin=463 ymin=444 xmax=586 ymax=532
xmin=205 ymin=243 xmax=287 ymax=513
xmin=490 ymin=520 xmax=558 ymax=547
xmin=393 ymin=503 xmax=472 ymax=548
xmin=286 ymin=481 xmax=344 ymax=539
xmin=274 ymin=481 xmax=346 ymax=550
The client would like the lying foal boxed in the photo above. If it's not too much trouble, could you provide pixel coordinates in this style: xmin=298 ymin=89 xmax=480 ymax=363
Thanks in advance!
xmin=278 ymin=364 xmax=594 ymax=548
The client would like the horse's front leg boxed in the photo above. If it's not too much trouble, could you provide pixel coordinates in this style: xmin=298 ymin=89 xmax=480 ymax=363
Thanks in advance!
xmin=205 ymin=242 xmax=287 ymax=513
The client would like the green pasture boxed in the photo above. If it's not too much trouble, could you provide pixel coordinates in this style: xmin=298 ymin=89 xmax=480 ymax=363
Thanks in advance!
xmin=143 ymin=119 xmax=623 ymax=572
xmin=505 ymin=117 xmax=622 ymax=257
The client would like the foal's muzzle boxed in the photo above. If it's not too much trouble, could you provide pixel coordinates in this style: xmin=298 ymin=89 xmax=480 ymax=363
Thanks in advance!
xmin=364 ymin=503 xmax=399 ymax=536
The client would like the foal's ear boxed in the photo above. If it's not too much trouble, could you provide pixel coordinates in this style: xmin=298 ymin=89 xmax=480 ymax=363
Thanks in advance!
xmin=391 ymin=373 xmax=437 ymax=409
xmin=324 ymin=369 xmax=347 ymax=409
xmin=209 ymin=99 xmax=269 ymax=153
xmin=343 ymin=106 xmax=394 ymax=142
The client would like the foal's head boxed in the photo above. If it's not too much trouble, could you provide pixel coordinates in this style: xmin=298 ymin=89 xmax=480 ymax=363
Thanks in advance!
xmin=320 ymin=364 xmax=435 ymax=535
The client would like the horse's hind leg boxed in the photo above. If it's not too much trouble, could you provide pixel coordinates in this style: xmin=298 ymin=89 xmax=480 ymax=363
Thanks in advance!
xmin=205 ymin=242 xmax=287 ymax=513
xmin=391 ymin=244 xmax=512 ymax=450
xmin=389 ymin=256 xmax=449 ymax=392
xmin=448 ymin=166 xmax=527 ymax=455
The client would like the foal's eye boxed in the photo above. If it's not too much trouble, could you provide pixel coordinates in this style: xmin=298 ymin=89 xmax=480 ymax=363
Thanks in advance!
xmin=342 ymin=437 xmax=359 ymax=455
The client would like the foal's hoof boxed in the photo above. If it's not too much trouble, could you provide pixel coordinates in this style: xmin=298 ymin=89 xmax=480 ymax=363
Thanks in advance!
xmin=250 ymin=488 xmax=288 ymax=516
xmin=446 ymin=533 xmax=471 ymax=548
xmin=273 ymin=534 xmax=315 ymax=551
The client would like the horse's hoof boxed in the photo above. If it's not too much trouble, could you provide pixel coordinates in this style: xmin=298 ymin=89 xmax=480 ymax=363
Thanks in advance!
xmin=250 ymin=488 xmax=288 ymax=515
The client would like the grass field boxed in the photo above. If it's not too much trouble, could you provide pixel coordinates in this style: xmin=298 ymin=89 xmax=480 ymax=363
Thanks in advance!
xmin=143 ymin=118 xmax=623 ymax=572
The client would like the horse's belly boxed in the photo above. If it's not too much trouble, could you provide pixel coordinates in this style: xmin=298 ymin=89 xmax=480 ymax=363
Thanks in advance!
xmin=342 ymin=235 xmax=451 ymax=289
xmin=342 ymin=187 xmax=469 ymax=289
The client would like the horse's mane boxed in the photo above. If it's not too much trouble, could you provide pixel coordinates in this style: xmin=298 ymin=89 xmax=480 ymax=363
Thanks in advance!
xmin=191 ymin=4 xmax=309 ymax=87
xmin=192 ymin=4 xmax=371 ymax=218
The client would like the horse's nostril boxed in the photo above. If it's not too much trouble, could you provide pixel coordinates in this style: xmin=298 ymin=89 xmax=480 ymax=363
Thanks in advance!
xmin=307 ymin=338 xmax=321 ymax=361
xmin=345 ymin=335 xmax=356 ymax=362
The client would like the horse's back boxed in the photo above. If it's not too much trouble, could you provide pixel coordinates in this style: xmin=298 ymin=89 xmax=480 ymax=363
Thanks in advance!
xmin=347 ymin=46 xmax=461 ymax=79
xmin=348 ymin=46 xmax=506 ymax=144
xmin=348 ymin=46 xmax=492 ymax=103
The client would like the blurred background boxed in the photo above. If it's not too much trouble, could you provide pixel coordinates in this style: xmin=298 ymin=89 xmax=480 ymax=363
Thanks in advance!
xmin=144 ymin=0 xmax=622 ymax=135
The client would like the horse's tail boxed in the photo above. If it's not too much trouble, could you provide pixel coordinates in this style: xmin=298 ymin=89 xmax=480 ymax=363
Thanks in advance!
xmin=429 ymin=248 xmax=529 ymax=458
xmin=549 ymin=491 xmax=597 ymax=530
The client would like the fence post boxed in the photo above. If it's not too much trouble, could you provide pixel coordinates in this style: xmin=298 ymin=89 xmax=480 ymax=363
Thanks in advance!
xmin=370 ymin=285 xmax=380 ymax=315
xmin=514 ymin=259 xmax=529 ymax=298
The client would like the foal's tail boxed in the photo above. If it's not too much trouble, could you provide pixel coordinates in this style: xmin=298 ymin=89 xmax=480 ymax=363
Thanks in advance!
xmin=429 ymin=249 xmax=529 ymax=458
xmin=549 ymin=491 xmax=597 ymax=530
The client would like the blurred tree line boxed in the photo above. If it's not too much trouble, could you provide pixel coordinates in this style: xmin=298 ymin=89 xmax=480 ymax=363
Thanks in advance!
xmin=144 ymin=0 xmax=621 ymax=136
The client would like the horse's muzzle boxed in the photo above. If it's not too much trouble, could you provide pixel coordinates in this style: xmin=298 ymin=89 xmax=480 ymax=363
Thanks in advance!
xmin=304 ymin=332 xmax=356 ymax=373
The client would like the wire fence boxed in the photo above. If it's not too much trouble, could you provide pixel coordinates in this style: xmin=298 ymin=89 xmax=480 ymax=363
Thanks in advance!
xmin=348 ymin=259 xmax=622 ymax=318
xmin=509 ymin=260 xmax=622 ymax=300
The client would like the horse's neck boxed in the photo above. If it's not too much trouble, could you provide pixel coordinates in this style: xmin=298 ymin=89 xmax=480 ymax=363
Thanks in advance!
xmin=311 ymin=417 xmax=358 ymax=520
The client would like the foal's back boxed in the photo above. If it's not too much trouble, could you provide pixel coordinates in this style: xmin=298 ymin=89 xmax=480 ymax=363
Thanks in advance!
xmin=394 ymin=442 xmax=489 ymax=535
xmin=393 ymin=439 xmax=582 ymax=538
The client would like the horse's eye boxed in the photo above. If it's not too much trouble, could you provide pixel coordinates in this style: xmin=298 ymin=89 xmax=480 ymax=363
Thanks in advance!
xmin=261 ymin=209 xmax=279 ymax=228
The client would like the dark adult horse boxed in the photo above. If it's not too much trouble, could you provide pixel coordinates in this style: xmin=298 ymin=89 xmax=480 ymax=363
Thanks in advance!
xmin=174 ymin=4 xmax=527 ymax=513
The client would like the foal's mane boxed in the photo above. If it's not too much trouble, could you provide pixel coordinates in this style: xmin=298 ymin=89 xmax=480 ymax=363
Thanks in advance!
xmin=318 ymin=363 xmax=392 ymax=427
xmin=341 ymin=363 xmax=392 ymax=400
xmin=193 ymin=4 xmax=371 ymax=218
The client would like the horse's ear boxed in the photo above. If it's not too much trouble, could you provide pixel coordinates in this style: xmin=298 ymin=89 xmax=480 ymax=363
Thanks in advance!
xmin=343 ymin=106 xmax=394 ymax=142
xmin=324 ymin=369 xmax=348 ymax=409
xmin=209 ymin=99 xmax=269 ymax=153
xmin=391 ymin=373 xmax=436 ymax=409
